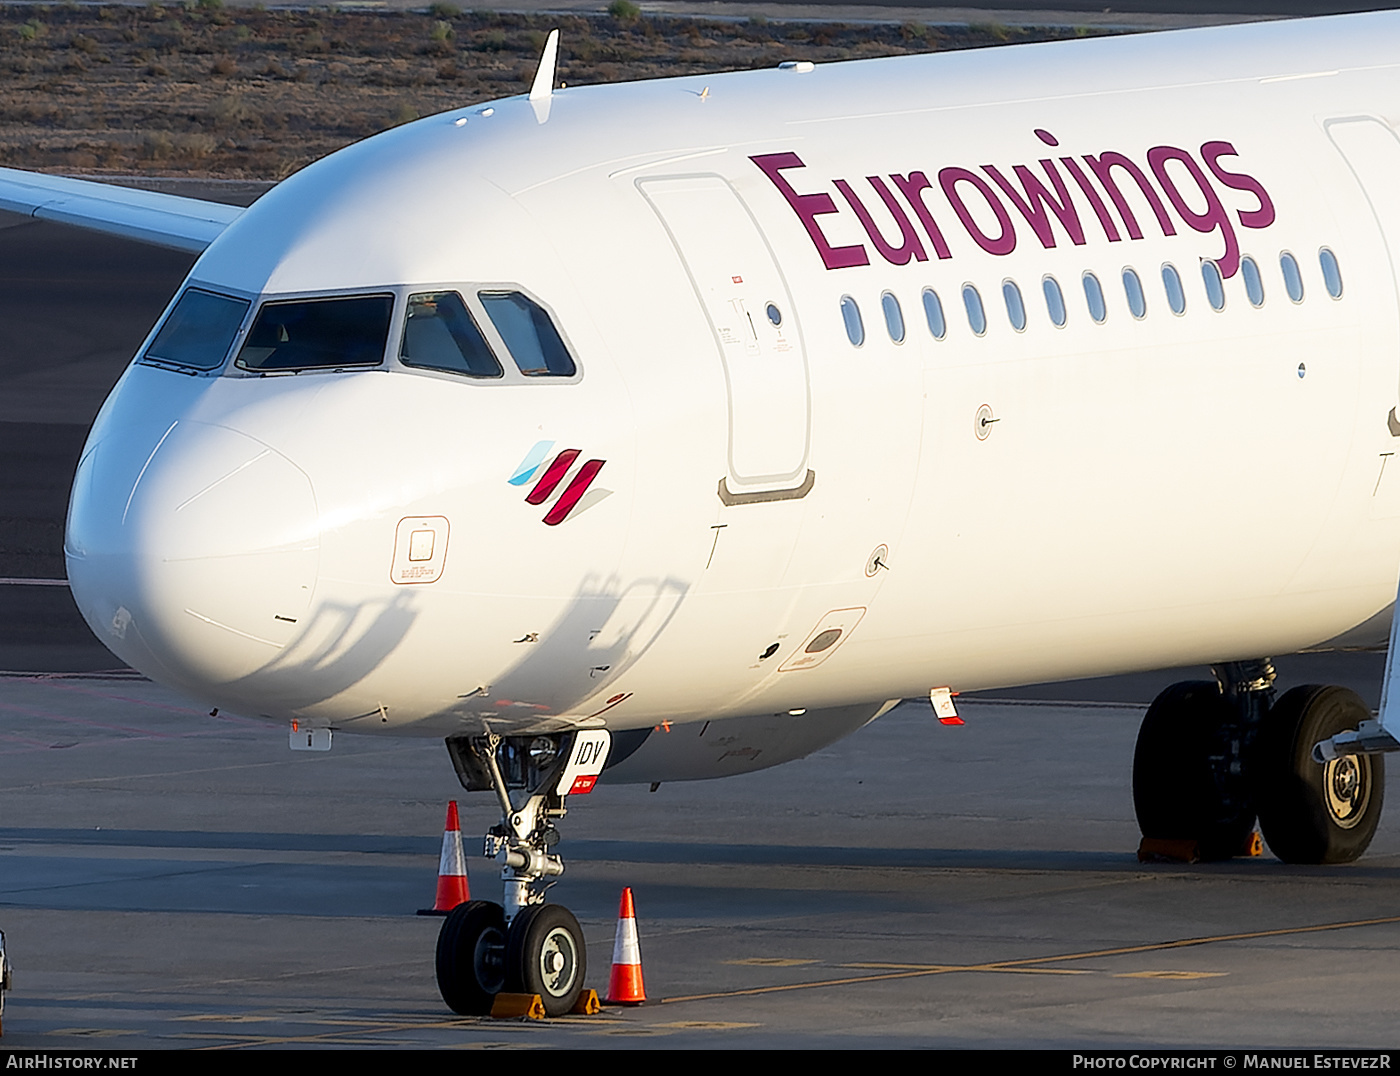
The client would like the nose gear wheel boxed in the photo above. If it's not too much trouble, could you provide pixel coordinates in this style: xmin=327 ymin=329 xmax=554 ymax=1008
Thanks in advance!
xmin=435 ymin=900 xmax=508 ymax=1015
xmin=506 ymin=904 xmax=586 ymax=1016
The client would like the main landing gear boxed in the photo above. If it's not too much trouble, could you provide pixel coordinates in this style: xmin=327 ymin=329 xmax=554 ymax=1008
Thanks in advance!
xmin=1133 ymin=660 xmax=1384 ymax=864
xmin=434 ymin=731 xmax=608 ymax=1016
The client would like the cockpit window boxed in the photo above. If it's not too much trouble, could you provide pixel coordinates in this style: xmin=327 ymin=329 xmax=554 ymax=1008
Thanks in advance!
xmin=479 ymin=291 xmax=576 ymax=377
xmin=400 ymin=292 xmax=502 ymax=378
xmin=235 ymin=294 xmax=393 ymax=372
xmin=144 ymin=288 xmax=250 ymax=371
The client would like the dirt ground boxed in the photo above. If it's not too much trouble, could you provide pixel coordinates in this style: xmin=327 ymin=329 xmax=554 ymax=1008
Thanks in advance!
xmin=0 ymin=4 xmax=1103 ymax=179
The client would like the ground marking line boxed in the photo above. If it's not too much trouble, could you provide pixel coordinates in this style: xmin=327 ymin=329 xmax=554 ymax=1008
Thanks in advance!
xmin=660 ymin=912 xmax=1400 ymax=1003
xmin=192 ymin=1015 xmax=566 ymax=1049
xmin=184 ymin=1004 xmax=622 ymax=1048
xmin=182 ymin=1034 xmax=415 ymax=1046
xmin=193 ymin=1021 xmax=480 ymax=1049
xmin=842 ymin=963 xmax=1090 ymax=975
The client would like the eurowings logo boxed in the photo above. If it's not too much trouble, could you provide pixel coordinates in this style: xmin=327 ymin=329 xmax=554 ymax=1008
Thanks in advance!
xmin=508 ymin=440 xmax=611 ymax=526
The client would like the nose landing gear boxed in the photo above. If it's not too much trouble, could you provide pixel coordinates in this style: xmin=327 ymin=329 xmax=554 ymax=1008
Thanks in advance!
xmin=435 ymin=731 xmax=608 ymax=1017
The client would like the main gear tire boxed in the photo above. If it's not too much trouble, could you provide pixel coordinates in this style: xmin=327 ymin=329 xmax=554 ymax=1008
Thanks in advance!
xmin=1133 ymin=680 xmax=1257 ymax=860
xmin=1256 ymin=685 xmax=1382 ymax=865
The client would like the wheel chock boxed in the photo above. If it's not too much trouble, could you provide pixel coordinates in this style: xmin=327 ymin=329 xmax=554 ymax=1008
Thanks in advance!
xmin=490 ymin=993 xmax=547 ymax=1020
xmin=572 ymin=989 xmax=602 ymax=1015
xmin=1138 ymin=831 xmax=1263 ymax=863
xmin=1137 ymin=837 xmax=1200 ymax=863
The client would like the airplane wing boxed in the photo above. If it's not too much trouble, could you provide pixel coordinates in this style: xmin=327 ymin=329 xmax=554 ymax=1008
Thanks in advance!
xmin=0 ymin=167 xmax=243 ymax=253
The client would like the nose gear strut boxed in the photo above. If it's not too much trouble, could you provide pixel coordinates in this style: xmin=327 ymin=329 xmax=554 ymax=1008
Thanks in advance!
xmin=435 ymin=729 xmax=610 ymax=1016
xmin=477 ymin=732 xmax=569 ymax=920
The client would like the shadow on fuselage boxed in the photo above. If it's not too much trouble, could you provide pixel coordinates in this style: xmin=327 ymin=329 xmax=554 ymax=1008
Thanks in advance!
xmin=208 ymin=572 xmax=692 ymax=732
xmin=445 ymin=573 xmax=691 ymax=735
xmin=212 ymin=589 xmax=419 ymax=717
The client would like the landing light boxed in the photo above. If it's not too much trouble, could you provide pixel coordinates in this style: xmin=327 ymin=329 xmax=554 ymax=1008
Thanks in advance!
xmin=528 ymin=737 xmax=558 ymax=766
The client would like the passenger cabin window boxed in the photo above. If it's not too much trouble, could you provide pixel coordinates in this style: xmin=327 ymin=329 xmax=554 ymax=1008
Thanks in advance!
xmin=1241 ymin=256 xmax=1265 ymax=307
xmin=962 ymin=284 xmax=987 ymax=336
xmin=840 ymin=295 xmax=864 ymax=346
xmin=1003 ymin=280 xmax=1026 ymax=332
xmin=1083 ymin=272 xmax=1107 ymax=323
xmin=1161 ymin=264 xmax=1186 ymax=315
xmin=1320 ymin=248 xmax=1343 ymax=299
xmin=882 ymin=291 xmax=905 ymax=343
xmin=1123 ymin=268 xmax=1147 ymax=319
xmin=236 ymin=294 xmax=393 ymax=372
xmin=1201 ymin=261 xmax=1225 ymax=311
xmin=1281 ymin=252 xmax=1305 ymax=302
xmin=1043 ymin=276 xmax=1066 ymax=328
xmin=922 ymin=288 xmax=946 ymax=340
xmin=479 ymin=291 xmax=576 ymax=377
xmin=144 ymin=288 xmax=250 ymax=371
xmin=400 ymin=292 xmax=502 ymax=378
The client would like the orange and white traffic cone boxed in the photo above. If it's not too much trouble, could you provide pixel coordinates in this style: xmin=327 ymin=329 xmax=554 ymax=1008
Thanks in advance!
xmin=605 ymin=887 xmax=646 ymax=1005
xmin=417 ymin=800 xmax=470 ymax=916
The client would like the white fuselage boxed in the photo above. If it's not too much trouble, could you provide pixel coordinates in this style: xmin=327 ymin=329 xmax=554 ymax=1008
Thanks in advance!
xmin=63 ymin=12 xmax=1400 ymax=744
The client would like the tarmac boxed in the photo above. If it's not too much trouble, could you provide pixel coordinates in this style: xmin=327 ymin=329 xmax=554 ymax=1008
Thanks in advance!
xmin=1 ymin=676 xmax=1399 ymax=1048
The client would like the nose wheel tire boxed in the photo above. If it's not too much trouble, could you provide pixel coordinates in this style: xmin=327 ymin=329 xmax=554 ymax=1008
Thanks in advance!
xmin=435 ymin=900 xmax=508 ymax=1015
xmin=1257 ymin=685 xmax=1383 ymax=864
xmin=506 ymin=904 xmax=586 ymax=1017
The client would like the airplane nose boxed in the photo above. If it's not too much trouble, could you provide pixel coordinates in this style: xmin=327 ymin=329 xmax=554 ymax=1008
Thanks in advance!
xmin=66 ymin=420 xmax=319 ymax=691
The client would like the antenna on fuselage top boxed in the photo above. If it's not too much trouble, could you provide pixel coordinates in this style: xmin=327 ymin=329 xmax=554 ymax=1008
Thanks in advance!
xmin=529 ymin=29 xmax=559 ymax=123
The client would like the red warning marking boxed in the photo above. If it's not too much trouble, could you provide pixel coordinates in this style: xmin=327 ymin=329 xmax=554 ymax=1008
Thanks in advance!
xmin=568 ymin=774 xmax=599 ymax=795
xmin=587 ymin=692 xmax=634 ymax=719
xmin=732 ymin=275 xmax=743 ymax=283
xmin=938 ymin=716 xmax=965 ymax=726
